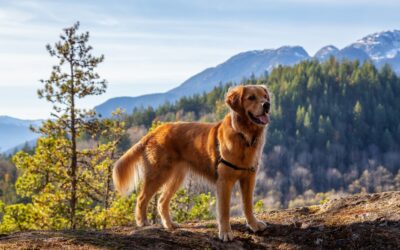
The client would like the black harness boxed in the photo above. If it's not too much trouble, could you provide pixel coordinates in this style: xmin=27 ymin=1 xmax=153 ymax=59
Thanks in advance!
xmin=214 ymin=135 xmax=257 ymax=178
xmin=217 ymin=157 xmax=256 ymax=172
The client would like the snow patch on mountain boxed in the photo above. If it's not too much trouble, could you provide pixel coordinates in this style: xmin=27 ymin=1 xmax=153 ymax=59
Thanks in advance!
xmin=314 ymin=45 xmax=339 ymax=61
xmin=351 ymin=30 xmax=400 ymax=60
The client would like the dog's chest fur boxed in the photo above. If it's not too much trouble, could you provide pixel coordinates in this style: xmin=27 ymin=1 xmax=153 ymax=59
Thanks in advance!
xmin=218 ymin=114 xmax=266 ymax=170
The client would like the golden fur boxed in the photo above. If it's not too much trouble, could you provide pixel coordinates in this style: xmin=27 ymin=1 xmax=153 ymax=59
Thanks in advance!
xmin=113 ymin=85 xmax=270 ymax=241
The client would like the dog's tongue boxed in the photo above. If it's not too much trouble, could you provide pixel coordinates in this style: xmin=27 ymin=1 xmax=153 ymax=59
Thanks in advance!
xmin=257 ymin=114 xmax=269 ymax=124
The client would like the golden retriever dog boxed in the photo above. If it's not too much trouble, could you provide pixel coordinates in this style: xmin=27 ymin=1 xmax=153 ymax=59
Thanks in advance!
xmin=113 ymin=84 xmax=270 ymax=241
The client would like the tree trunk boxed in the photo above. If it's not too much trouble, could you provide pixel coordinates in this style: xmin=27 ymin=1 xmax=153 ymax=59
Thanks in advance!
xmin=103 ymin=152 xmax=114 ymax=229
xmin=70 ymin=54 xmax=77 ymax=230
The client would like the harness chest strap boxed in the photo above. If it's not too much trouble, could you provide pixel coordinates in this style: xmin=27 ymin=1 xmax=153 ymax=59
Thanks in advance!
xmin=214 ymin=136 xmax=257 ymax=178
xmin=218 ymin=158 xmax=256 ymax=172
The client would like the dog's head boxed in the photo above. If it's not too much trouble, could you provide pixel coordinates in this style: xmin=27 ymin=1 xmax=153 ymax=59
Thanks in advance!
xmin=225 ymin=85 xmax=270 ymax=126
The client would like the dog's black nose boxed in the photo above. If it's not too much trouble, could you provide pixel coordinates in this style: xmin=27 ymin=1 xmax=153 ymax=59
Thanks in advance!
xmin=263 ymin=102 xmax=270 ymax=113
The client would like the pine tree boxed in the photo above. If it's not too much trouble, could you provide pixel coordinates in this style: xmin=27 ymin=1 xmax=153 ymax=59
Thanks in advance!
xmin=21 ymin=22 xmax=106 ymax=229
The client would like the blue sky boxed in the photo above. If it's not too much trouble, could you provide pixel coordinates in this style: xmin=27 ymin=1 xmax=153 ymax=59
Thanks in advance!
xmin=1 ymin=0 xmax=400 ymax=119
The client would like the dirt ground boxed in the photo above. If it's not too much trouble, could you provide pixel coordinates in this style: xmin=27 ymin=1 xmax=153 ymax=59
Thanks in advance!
xmin=1 ymin=191 xmax=399 ymax=249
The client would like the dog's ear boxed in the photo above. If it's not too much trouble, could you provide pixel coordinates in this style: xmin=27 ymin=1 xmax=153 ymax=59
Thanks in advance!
xmin=225 ymin=86 xmax=244 ymax=113
xmin=260 ymin=85 xmax=271 ymax=100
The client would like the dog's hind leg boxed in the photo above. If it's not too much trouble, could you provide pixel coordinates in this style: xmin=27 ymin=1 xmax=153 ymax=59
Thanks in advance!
xmin=135 ymin=176 xmax=165 ymax=227
xmin=135 ymin=156 xmax=172 ymax=227
xmin=158 ymin=165 xmax=187 ymax=229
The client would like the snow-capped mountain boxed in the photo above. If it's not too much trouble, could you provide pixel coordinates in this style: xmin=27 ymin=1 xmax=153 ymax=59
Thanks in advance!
xmin=318 ymin=30 xmax=400 ymax=64
xmin=316 ymin=30 xmax=400 ymax=72
xmin=351 ymin=30 xmax=400 ymax=60
xmin=349 ymin=30 xmax=400 ymax=72
xmin=314 ymin=45 xmax=339 ymax=61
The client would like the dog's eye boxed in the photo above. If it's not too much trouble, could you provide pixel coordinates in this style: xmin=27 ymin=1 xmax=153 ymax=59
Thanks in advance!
xmin=264 ymin=95 xmax=268 ymax=99
xmin=248 ymin=95 xmax=256 ymax=101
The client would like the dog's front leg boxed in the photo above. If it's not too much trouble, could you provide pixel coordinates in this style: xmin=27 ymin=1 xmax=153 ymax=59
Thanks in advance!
xmin=239 ymin=175 xmax=267 ymax=232
xmin=216 ymin=178 xmax=235 ymax=242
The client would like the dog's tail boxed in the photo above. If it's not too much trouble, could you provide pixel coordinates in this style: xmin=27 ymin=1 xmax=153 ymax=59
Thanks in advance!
xmin=113 ymin=142 xmax=145 ymax=196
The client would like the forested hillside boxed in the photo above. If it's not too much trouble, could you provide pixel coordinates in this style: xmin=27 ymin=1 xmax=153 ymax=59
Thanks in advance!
xmin=263 ymin=58 xmax=400 ymax=206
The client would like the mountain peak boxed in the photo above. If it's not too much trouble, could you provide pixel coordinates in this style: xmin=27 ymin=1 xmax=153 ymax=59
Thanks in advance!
xmin=314 ymin=45 xmax=339 ymax=61
xmin=352 ymin=30 xmax=400 ymax=60
xmin=275 ymin=45 xmax=309 ymax=57
xmin=356 ymin=29 xmax=400 ymax=43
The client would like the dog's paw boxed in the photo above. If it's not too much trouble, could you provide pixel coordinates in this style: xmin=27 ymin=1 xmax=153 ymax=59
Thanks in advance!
xmin=170 ymin=221 xmax=180 ymax=229
xmin=136 ymin=220 xmax=150 ymax=227
xmin=163 ymin=221 xmax=180 ymax=230
xmin=248 ymin=220 xmax=267 ymax=232
xmin=219 ymin=230 xmax=234 ymax=242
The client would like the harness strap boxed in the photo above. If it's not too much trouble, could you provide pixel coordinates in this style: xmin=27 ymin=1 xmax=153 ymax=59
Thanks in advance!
xmin=214 ymin=136 xmax=256 ymax=179
xmin=218 ymin=158 xmax=256 ymax=172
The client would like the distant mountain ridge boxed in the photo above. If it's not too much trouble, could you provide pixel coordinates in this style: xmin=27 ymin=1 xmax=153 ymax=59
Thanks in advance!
xmin=168 ymin=46 xmax=309 ymax=97
xmin=96 ymin=46 xmax=309 ymax=116
xmin=95 ymin=29 xmax=400 ymax=117
xmin=0 ymin=116 xmax=42 ymax=153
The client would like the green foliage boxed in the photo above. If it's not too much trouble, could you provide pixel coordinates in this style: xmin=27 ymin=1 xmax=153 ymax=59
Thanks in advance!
xmin=149 ymin=120 xmax=164 ymax=132
xmin=0 ymin=203 xmax=40 ymax=233
xmin=254 ymin=200 xmax=264 ymax=214
xmin=12 ymin=137 xmax=75 ymax=229
xmin=0 ymin=156 xmax=17 ymax=204
xmin=6 ymin=111 xmax=128 ymax=232
xmin=188 ymin=192 xmax=216 ymax=221
xmin=83 ymin=194 xmax=137 ymax=229
xmin=170 ymin=189 xmax=215 ymax=223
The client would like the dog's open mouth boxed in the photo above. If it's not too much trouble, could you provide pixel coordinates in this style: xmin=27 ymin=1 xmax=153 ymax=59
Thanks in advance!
xmin=248 ymin=112 xmax=269 ymax=125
